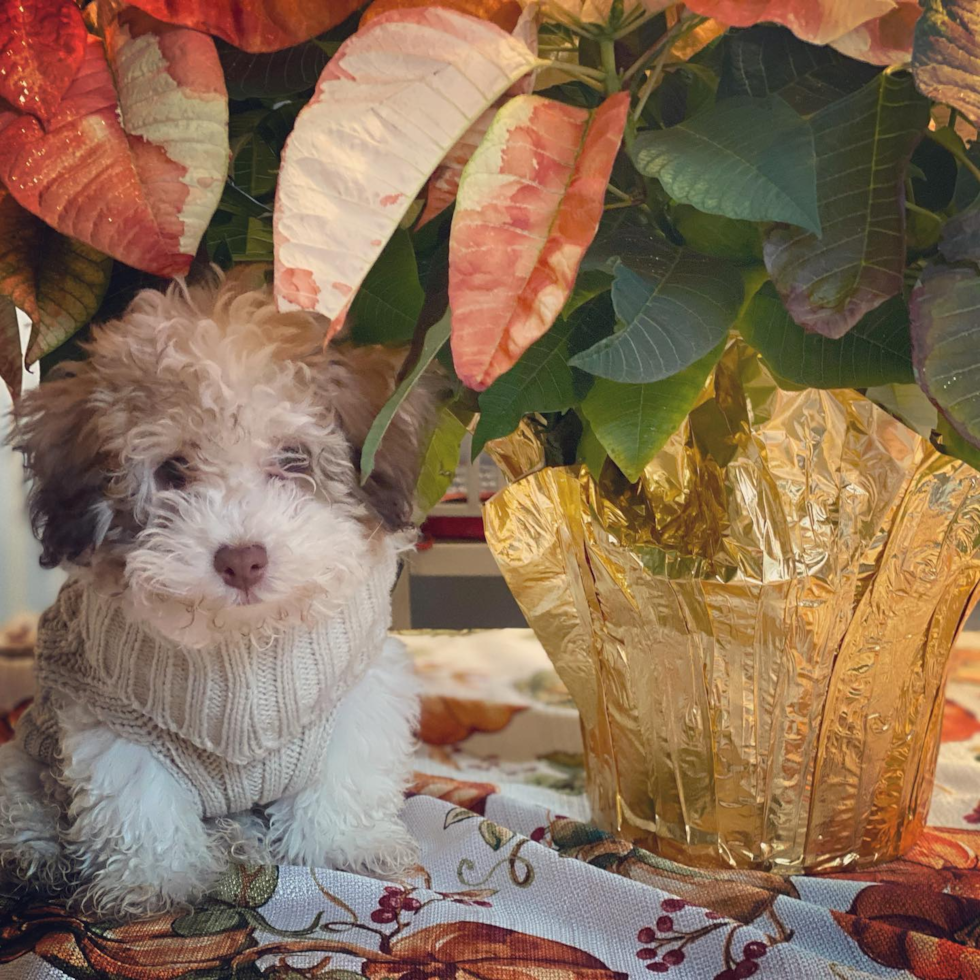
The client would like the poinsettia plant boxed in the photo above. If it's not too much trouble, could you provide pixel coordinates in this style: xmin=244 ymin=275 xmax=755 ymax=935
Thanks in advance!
xmin=2 ymin=0 xmax=980 ymax=507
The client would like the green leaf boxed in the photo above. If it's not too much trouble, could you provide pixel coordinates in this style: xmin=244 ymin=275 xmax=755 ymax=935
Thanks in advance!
xmin=217 ymin=38 xmax=330 ymax=100
xmin=350 ymin=229 xmax=424 ymax=346
xmin=361 ymin=311 xmax=450 ymax=484
xmin=939 ymin=203 xmax=980 ymax=264
xmin=718 ymin=25 xmax=878 ymax=116
xmin=414 ymin=404 xmax=467 ymax=520
xmin=633 ymin=97 xmax=820 ymax=235
xmin=570 ymin=250 xmax=742 ymax=383
xmin=937 ymin=414 xmax=980 ymax=471
xmin=576 ymin=417 xmax=607 ymax=480
xmin=206 ymin=864 xmax=279 ymax=910
xmin=206 ymin=211 xmax=274 ymax=264
xmin=581 ymin=343 xmax=725 ymax=482
xmin=563 ymin=269 xmax=612 ymax=319
xmin=913 ymin=0 xmax=980 ymax=130
xmin=472 ymin=294 xmax=613 ymax=457
xmin=0 ymin=195 xmax=112 ymax=368
xmin=0 ymin=297 xmax=21 ymax=399
xmin=479 ymin=820 xmax=515 ymax=850
xmin=739 ymin=282 xmax=913 ymax=389
xmin=865 ymin=382 xmax=938 ymax=437
xmin=911 ymin=263 xmax=980 ymax=451
xmin=444 ymin=807 xmax=478 ymax=829
xmin=764 ymin=72 xmax=930 ymax=339
xmin=671 ymin=205 xmax=763 ymax=264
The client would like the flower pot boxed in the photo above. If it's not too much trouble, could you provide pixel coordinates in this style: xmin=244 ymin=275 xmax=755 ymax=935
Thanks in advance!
xmin=483 ymin=344 xmax=980 ymax=874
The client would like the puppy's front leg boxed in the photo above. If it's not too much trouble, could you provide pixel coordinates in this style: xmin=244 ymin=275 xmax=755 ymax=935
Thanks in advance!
xmin=59 ymin=703 xmax=225 ymax=917
xmin=268 ymin=638 xmax=420 ymax=877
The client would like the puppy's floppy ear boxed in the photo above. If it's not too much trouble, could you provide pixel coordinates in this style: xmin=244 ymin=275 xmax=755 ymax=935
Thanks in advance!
xmin=313 ymin=344 xmax=440 ymax=530
xmin=9 ymin=364 xmax=108 ymax=568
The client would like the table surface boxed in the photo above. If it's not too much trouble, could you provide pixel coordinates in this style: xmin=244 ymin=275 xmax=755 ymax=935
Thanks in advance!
xmin=3 ymin=623 xmax=980 ymax=980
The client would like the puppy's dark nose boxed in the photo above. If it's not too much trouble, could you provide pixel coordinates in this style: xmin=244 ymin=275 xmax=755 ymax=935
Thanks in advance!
xmin=213 ymin=544 xmax=268 ymax=592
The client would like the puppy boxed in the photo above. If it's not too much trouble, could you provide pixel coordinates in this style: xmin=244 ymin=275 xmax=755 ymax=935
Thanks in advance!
xmin=0 ymin=268 xmax=434 ymax=918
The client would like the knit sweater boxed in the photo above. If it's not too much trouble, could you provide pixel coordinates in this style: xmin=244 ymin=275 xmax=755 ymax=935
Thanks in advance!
xmin=18 ymin=547 xmax=398 ymax=817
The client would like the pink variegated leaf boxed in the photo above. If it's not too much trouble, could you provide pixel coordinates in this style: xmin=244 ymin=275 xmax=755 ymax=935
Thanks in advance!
xmin=831 ymin=1 xmax=920 ymax=64
xmin=273 ymin=8 xmax=541 ymax=321
xmin=418 ymin=112 xmax=496 ymax=229
xmin=685 ymin=0 xmax=899 ymax=48
xmin=418 ymin=4 xmax=539 ymax=229
xmin=0 ymin=4 xmax=228 ymax=277
xmin=449 ymin=92 xmax=629 ymax=391
xmin=0 ymin=0 xmax=88 ymax=125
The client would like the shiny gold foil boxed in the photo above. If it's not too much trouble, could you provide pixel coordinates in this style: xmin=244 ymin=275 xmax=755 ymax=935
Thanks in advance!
xmin=484 ymin=343 xmax=980 ymax=874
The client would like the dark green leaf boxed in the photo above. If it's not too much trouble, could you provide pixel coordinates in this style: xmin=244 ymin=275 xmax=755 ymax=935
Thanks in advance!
xmin=349 ymin=229 xmax=424 ymax=346
xmin=634 ymin=97 xmax=820 ymax=234
xmin=671 ymin=205 xmax=762 ymax=264
xmin=764 ymin=72 xmax=930 ymax=339
xmin=911 ymin=263 xmax=980 ymax=451
xmin=472 ymin=294 xmax=613 ymax=456
xmin=913 ymin=0 xmax=980 ymax=130
xmin=563 ymin=269 xmax=612 ymax=318
xmin=414 ymin=404 xmax=468 ymax=519
xmin=653 ymin=63 xmax=718 ymax=128
xmin=218 ymin=38 xmax=329 ymax=100
xmin=937 ymin=414 xmax=980 ymax=471
xmin=581 ymin=343 xmax=724 ymax=482
xmin=576 ymin=417 xmax=607 ymax=479
xmin=0 ymin=297 xmax=21 ymax=399
xmin=570 ymin=249 xmax=742 ymax=383
xmin=361 ymin=311 xmax=450 ymax=483
xmin=718 ymin=25 xmax=878 ymax=116
xmin=939 ymin=203 xmax=980 ymax=264
xmin=206 ymin=211 xmax=274 ymax=264
xmin=739 ymin=282 xmax=913 ymax=388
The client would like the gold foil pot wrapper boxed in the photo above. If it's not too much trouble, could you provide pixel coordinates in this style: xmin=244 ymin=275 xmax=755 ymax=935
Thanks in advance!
xmin=484 ymin=343 xmax=980 ymax=874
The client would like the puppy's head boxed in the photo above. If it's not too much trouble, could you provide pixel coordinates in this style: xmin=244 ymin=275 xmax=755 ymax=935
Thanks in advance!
xmin=12 ymin=268 xmax=435 ymax=645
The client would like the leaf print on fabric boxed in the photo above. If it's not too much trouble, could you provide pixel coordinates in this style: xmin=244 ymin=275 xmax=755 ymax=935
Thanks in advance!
xmin=833 ymin=885 xmax=980 ymax=978
xmin=822 ymin=828 xmax=980 ymax=900
xmin=408 ymin=772 xmax=500 ymax=814
xmin=420 ymin=694 xmax=526 ymax=745
xmin=360 ymin=921 xmax=628 ymax=980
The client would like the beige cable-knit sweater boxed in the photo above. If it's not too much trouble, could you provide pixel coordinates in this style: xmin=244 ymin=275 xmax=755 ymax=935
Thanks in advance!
xmin=17 ymin=549 xmax=398 ymax=817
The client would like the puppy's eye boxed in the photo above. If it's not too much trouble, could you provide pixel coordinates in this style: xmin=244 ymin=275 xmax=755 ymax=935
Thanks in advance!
xmin=275 ymin=445 xmax=312 ymax=475
xmin=155 ymin=455 xmax=189 ymax=490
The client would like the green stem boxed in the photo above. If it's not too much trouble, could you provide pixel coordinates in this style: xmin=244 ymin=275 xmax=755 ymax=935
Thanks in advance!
xmin=545 ymin=58 xmax=607 ymax=91
xmin=621 ymin=13 xmax=706 ymax=84
xmin=599 ymin=39 xmax=620 ymax=94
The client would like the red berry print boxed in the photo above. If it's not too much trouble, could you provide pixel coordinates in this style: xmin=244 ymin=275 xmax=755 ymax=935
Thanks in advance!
xmin=661 ymin=898 xmax=686 ymax=912
xmin=743 ymin=942 xmax=767 ymax=960
xmin=656 ymin=915 xmax=674 ymax=932
xmin=530 ymin=827 xmax=547 ymax=842
xmin=637 ymin=926 xmax=657 ymax=944
xmin=370 ymin=909 xmax=397 ymax=924
xmin=662 ymin=949 xmax=685 ymax=966
xmin=637 ymin=949 xmax=658 ymax=961
xmin=735 ymin=961 xmax=759 ymax=978
xmin=646 ymin=965 xmax=669 ymax=974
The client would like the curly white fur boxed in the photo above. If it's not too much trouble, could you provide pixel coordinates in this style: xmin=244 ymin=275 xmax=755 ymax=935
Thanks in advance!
xmin=0 ymin=268 xmax=433 ymax=918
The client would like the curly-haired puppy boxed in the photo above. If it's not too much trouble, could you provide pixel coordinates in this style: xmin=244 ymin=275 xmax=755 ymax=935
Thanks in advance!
xmin=0 ymin=268 xmax=434 ymax=918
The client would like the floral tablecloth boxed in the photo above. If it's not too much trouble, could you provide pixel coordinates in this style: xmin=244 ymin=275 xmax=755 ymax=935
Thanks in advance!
xmin=4 ymin=623 xmax=980 ymax=980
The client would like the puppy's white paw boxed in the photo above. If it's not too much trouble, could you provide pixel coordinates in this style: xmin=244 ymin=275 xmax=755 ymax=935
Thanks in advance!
xmin=0 ymin=740 xmax=71 ymax=894
xmin=332 ymin=818 xmax=421 ymax=880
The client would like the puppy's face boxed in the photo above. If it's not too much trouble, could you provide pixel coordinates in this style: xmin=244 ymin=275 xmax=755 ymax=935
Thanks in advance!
xmin=13 ymin=272 xmax=429 ymax=645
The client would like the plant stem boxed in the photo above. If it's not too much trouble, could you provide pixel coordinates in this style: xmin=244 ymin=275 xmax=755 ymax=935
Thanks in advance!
xmin=621 ymin=12 xmax=706 ymax=83
xmin=599 ymin=39 xmax=620 ymax=94
xmin=545 ymin=58 xmax=608 ymax=91
xmin=606 ymin=183 xmax=633 ymax=202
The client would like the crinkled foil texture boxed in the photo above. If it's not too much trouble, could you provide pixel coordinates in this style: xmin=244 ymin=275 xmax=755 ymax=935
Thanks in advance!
xmin=484 ymin=344 xmax=980 ymax=873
